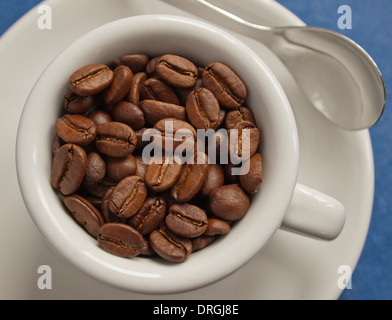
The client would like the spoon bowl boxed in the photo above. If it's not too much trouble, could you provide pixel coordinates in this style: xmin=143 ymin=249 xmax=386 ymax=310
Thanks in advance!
xmin=269 ymin=26 xmax=386 ymax=130
xmin=164 ymin=0 xmax=386 ymax=130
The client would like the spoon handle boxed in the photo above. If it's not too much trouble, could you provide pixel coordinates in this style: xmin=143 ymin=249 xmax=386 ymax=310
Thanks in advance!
xmin=194 ymin=0 xmax=272 ymax=31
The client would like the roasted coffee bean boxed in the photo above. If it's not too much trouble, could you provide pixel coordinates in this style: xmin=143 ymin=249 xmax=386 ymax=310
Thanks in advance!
xmin=83 ymin=152 xmax=106 ymax=186
xmin=128 ymin=196 xmax=166 ymax=236
xmin=119 ymin=54 xmax=149 ymax=73
xmin=186 ymin=87 xmax=220 ymax=130
xmin=83 ymin=178 xmax=115 ymax=198
xmin=69 ymin=64 xmax=114 ymax=96
xmin=141 ymin=100 xmax=186 ymax=126
xmin=87 ymin=110 xmax=113 ymax=126
xmin=229 ymin=120 xmax=260 ymax=162
xmin=95 ymin=121 xmax=137 ymax=158
xmin=140 ymin=237 xmax=155 ymax=256
xmin=55 ymin=114 xmax=97 ymax=146
xmin=101 ymin=186 xmax=115 ymax=222
xmin=153 ymin=118 xmax=197 ymax=152
xmin=51 ymin=144 xmax=87 ymax=195
xmin=140 ymin=78 xmax=180 ymax=105
xmin=202 ymin=62 xmax=247 ymax=109
xmin=134 ymin=127 xmax=150 ymax=151
xmin=211 ymin=109 xmax=226 ymax=131
xmin=126 ymin=72 xmax=147 ymax=106
xmin=97 ymin=223 xmax=144 ymax=258
xmin=200 ymin=164 xmax=225 ymax=197
xmin=225 ymin=106 xmax=256 ymax=129
xmin=173 ymin=78 xmax=203 ymax=106
xmin=145 ymin=56 xmax=159 ymax=75
xmin=105 ymin=153 xmax=136 ymax=182
xmin=155 ymin=54 xmax=198 ymax=88
xmin=52 ymin=134 xmax=63 ymax=156
xmin=166 ymin=203 xmax=208 ymax=238
xmin=205 ymin=218 xmax=231 ymax=236
xmin=239 ymin=153 xmax=262 ymax=195
xmin=191 ymin=234 xmax=215 ymax=252
xmin=63 ymin=194 xmax=105 ymax=238
xmin=224 ymin=162 xmax=240 ymax=184
xmin=134 ymin=156 xmax=148 ymax=180
xmin=171 ymin=152 xmax=209 ymax=202
xmin=108 ymin=175 xmax=147 ymax=219
xmin=101 ymin=186 xmax=125 ymax=223
xmin=112 ymin=100 xmax=145 ymax=130
xmin=144 ymin=155 xmax=182 ymax=192
xmin=149 ymin=228 xmax=192 ymax=263
xmin=63 ymin=90 xmax=94 ymax=114
xmin=104 ymin=65 xmax=133 ymax=105
xmin=209 ymin=184 xmax=250 ymax=221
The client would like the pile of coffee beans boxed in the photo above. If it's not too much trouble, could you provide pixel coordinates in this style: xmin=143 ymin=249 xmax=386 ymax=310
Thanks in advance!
xmin=50 ymin=53 xmax=262 ymax=263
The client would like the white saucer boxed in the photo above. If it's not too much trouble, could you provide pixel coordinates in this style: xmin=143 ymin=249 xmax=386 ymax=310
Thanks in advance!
xmin=0 ymin=0 xmax=374 ymax=299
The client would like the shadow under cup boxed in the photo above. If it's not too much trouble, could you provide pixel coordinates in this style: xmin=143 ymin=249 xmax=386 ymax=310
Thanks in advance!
xmin=16 ymin=15 xmax=298 ymax=294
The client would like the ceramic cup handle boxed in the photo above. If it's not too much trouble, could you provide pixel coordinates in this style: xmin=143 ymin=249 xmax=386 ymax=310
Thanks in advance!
xmin=281 ymin=184 xmax=346 ymax=240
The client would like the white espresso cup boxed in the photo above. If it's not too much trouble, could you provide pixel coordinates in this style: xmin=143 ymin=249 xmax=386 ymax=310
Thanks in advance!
xmin=16 ymin=15 xmax=345 ymax=294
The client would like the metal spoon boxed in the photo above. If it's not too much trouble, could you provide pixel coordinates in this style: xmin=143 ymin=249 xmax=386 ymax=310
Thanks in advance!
xmin=162 ymin=0 xmax=386 ymax=130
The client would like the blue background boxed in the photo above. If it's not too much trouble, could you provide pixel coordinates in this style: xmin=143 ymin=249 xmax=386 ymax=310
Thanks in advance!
xmin=1 ymin=0 xmax=391 ymax=300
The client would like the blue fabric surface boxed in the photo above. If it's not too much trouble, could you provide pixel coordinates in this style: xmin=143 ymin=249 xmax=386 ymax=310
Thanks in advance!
xmin=0 ymin=0 xmax=41 ymax=33
xmin=1 ymin=0 xmax=391 ymax=300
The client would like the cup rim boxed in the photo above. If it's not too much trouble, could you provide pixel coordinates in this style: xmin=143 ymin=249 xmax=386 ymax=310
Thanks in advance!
xmin=16 ymin=14 xmax=299 ymax=294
